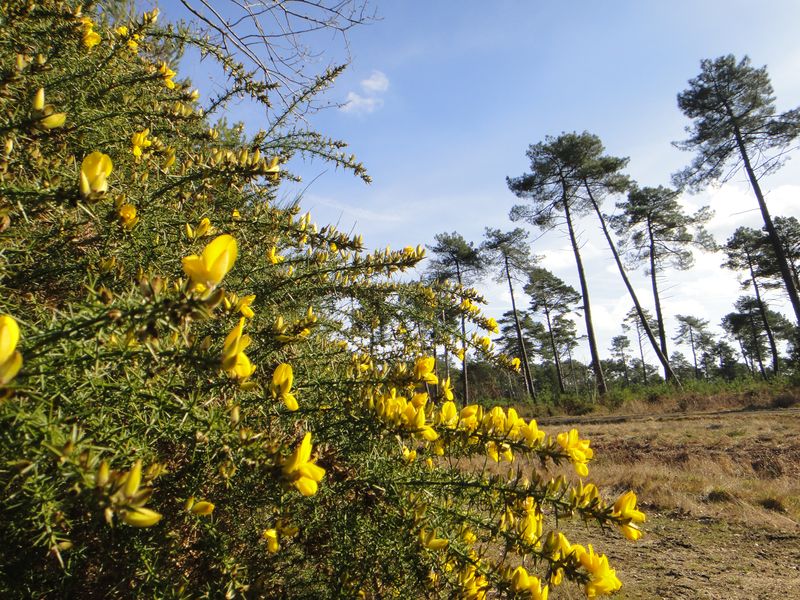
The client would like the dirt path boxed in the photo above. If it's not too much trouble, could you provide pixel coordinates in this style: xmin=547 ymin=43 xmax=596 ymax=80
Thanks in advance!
xmin=537 ymin=406 xmax=800 ymax=599
xmin=552 ymin=513 xmax=800 ymax=599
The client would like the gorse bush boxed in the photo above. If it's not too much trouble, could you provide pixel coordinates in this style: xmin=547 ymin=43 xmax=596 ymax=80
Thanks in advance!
xmin=0 ymin=2 xmax=645 ymax=598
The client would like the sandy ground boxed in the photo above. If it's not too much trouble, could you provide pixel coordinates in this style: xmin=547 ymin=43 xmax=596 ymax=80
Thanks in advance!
xmin=537 ymin=406 xmax=800 ymax=599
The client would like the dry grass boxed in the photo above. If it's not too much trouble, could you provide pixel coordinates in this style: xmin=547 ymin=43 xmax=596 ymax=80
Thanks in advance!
xmin=532 ymin=406 xmax=800 ymax=598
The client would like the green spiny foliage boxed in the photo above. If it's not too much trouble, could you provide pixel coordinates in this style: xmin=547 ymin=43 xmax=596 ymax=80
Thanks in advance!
xmin=0 ymin=3 xmax=644 ymax=598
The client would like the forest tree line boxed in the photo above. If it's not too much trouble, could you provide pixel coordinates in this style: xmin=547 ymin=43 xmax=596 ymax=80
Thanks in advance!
xmin=421 ymin=55 xmax=800 ymax=404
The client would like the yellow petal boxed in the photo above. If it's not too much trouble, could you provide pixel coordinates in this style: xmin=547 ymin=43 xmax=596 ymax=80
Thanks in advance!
xmin=39 ymin=112 xmax=66 ymax=129
xmin=202 ymin=234 xmax=238 ymax=286
xmin=272 ymin=363 xmax=293 ymax=396
xmin=33 ymin=88 xmax=45 ymax=111
xmin=120 ymin=507 xmax=162 ymax=527
xmin=0 ymin=351 xmax=22 ymax=384
xmin=0 ymin=315 xmax=20 ymax=365
xmin=263 ymin=528 xmax=279 ymax=553
xmin=297 ymin=462 xmax=325 ymax=483
xmin=294 ymin=476 xmax=318 ymax=497
xmin=190 ymin=501 xmax=215 ymax=516
xmin=124 ymin=460 xmax=142 ymax=497
xmin=282 ymin=392 xmax=298 ymax=411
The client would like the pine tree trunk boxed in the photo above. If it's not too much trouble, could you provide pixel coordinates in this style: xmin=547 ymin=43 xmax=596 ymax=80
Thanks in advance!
xmin=746 ymin=310 xmax=768 ymax=380
xmin=585 ymin=184 xmax=680 ymax=386
xmin=635 ymin=321 xmax=648 ymax=384
xmin=505 ymin=255 xmax=536 ymax=401
xmin=544 ymin=307 xmax=566 ymax=393
xmin=688 ymin=326 xmax=699 ymax=379
xmin=566 ymin=346 xmax=579 ymax=393
xmin=455 ymin=261 xmax=469 ymax=402
xmin=560 ymin=183 xmax=607 ymax=395
xmin=736 ymin=337 xmax=754 ymax=375
xmin=647 ymin=218 xmax=671 ymax=379
xmin=746 ymin=252 xmax=780 ymax=375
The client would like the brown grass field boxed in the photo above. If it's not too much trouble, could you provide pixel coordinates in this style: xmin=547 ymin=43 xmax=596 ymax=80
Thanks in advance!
xmin=531 ymin=398 xmax=800 ymax=599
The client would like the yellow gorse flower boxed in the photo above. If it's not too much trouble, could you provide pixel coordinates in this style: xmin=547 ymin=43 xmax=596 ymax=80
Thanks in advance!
xmin=31 ymin=87 xmax=66 ymax=130
xmin=163 ymin=147 xmax=176 ymax=169
xmin=573 ymin=544 xmax=622 ymax=598
xmin=79 ymin=152 xmax=112 ymax=199
xmin=80 ymin=17 xmax=101 ymax=49
xmin=419 ymin=528 xmax=448 ymax=551
xmin=511 ymin=566 xmax=548 ymax=599
xmin=182 ymin=234 xmax=238 ymax=289
xmin=189 ymin=500 xmax=215 ymax=516
xmin=413 ymin=356 xmax=438 ymax=385
xmin=118 ymin=204 xmax=138 ymax=230
xmin=262 ymin=528 xmax=279 ymax=553
xmin=282 ymin=432 xmax=325 ymax=496
xmin=612 ymin=490 xmax=646 ymax=541
xmin=185 ymin=217 xmax=214 ymax=241
xmin=158 ymin=62 xmax=177 ymax=89
xmin=267 ymin=246 xmax=285 ymax=264
xmin=0 ymin=315 xmax=23 ymax=385
xmin=237 ymin=294 xmax=256 ymax=318
xmin=131 ymin=128 xmax=152 ymax=158
xmin=271 ymin=363 xmax=298 ymax=411
xmin=485 ymin=317 xmax=499 ymax=334
xmin=440 ymin=376 xmax=454 ymax=401
xmin=115 ymin=26 xmax=140 ymax=52
xmin=556 ymin=428 xmax=593 ymax=477
xmin=116 ymin=460 xmax=163 ymax=528
xmin=220 ymin=317 xmax=255 ymax=380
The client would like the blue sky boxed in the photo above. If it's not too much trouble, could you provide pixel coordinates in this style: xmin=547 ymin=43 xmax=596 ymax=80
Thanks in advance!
xmin=160 ymin=1 xmax=800 ymax=364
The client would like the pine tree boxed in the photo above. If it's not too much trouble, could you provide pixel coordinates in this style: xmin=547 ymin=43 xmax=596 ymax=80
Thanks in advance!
xmin=482 ymin=228 xmax=538 ymax=400
xmin=509 ymin=134 xmax=609 ymax=394
xmin=612 ymin=185 xmax=715 ymax=379
xmin=525 ymin=267 xmax=581 ymax=394
xmin=674 ymin=54 xmax=800 ymax=331
xmin=723 ymin=227 xmax=781 ymax=375
xmin=427 ymin=232 xmax=485 ymax=401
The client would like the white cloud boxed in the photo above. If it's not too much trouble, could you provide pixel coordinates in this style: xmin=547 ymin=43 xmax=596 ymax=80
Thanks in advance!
xmin=340 ymin=70 xmax=389 ymax=115
xmin=360 ymin=70 xmax=389 ymax=93
xmin=340 ymin=91 xmax=384 ymax=114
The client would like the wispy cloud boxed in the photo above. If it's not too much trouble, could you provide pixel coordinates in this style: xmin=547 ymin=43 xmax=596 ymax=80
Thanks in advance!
xmin=340 ymin=91 xmax=384 ymax=114
xmin=340 ymin=70 xmax=389 ymax=115
xmin=360 ymin=70 xmax=389 ymax=93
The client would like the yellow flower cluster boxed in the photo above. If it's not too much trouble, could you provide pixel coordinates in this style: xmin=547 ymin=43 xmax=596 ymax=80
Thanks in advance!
xmin=100 ymin=459 xmax=163 ymax=528
xmin=224 ymin=292 xmax=256 ymax=319
xmin=511 ymin=566 xmax=548 ymax=599
xmin=373 ymin=389 xmax=439 ymax=442
xmin=185 ymin=217 xmax=214 ymax=240
xmin=574 ymin=544 xmax=622 ymax=598
xmin=79 ymin=17 xmax=101 ymax=49
xmin=158 ymin=62 xmax=177 ymax=89
xmin=131 ymin=128 xmax=152 ymax=158
xmin=115 ymin=25 xmax=141 ymax=53
xmin=556 ymin=428 xmax=594 ymax=477
xmin=413 ymin=356 xmax=438 ymax=385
